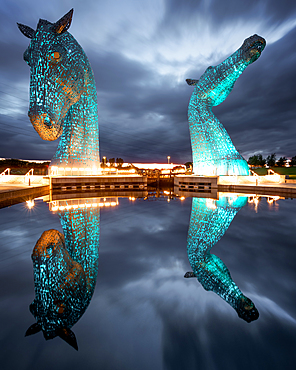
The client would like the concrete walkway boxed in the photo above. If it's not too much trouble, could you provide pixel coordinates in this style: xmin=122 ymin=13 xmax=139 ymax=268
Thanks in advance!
xmin=218 ymin=182 xmax=296 ymax=197
xmin=1 ymin=176 xmax=296 ymax=207
xmin=0 ymin=183 xmax=47 ymax=192
xmin=0 ymin=184 xmax=50 ymax=208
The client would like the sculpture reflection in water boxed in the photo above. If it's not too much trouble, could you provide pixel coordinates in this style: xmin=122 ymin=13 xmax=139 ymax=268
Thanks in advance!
xmin=25 ymin=203 xmax=100 ymax=350
xmin=185 ymin=195 xmax=259 ymax=322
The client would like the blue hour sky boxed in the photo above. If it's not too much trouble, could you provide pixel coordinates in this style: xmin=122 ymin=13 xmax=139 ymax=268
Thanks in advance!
xmin=0 ymin=0 xmax=296 ymax=163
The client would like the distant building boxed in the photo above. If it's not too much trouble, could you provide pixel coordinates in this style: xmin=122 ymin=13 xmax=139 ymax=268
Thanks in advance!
xmin=131 ymin=163 xmax=186 ymax=175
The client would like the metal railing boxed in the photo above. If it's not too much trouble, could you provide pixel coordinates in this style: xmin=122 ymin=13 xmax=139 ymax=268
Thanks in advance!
xmin=0 ymin=168 xmax=10 ymax=176
xmin=24 ymin=169 xmax=34 ymax=185
xmin=25 ymin=169 xmax=34 ymax=177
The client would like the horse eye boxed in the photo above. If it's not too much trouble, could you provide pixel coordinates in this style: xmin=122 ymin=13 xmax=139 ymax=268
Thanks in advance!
xmin=23 ymin=50 xmax=30 ymax=66
xmin=48 ymin=52 xmax=61 ymax=63
xmin=46 ymin=245 xmax=53 ymax=254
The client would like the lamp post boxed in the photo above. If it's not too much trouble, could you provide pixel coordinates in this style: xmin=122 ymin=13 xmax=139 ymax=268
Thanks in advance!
xmin=167 ymin=156 xmax=170 ymax=164
xmin=102 ymin=156 xmax=106 ymax=170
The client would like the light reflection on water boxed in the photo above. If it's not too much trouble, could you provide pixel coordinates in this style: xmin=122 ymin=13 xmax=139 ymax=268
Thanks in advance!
xmin=0 ymin=193 xmax=295 ymax=370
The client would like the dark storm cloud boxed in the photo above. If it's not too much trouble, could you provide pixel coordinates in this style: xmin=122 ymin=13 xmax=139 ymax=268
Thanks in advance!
xmin=214 ymin=25 xmax=296 ymax=158
xmin=0 ymin=117 xmax=59 ymax=160
xmin=87 ymin=36 xmax=202 ymax=160
xmin=0 ymin=41 xmax=28 ymax=79
xmin=0 ymin=0 xmax=295 ymax=163
xmin=89 ymin=51 xmax=155 ymax=93
xmin=86 ymin=49 xmax=192 ymax=161
xmin=89 ymin=0 xmax=296 ymax=162
xmin=161 ymin=0 xmax=296 ymax=29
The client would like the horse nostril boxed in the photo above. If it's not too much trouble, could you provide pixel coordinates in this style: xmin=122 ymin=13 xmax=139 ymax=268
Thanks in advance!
xmin=44 ymin=115 xmax=52 ymax=128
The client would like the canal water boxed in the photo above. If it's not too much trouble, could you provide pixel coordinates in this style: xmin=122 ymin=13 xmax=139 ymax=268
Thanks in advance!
xmin=0 ymin=193 xmax=295 ymax=370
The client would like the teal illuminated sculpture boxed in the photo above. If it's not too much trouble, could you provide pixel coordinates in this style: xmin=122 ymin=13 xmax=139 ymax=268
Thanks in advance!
xmin=187 ymin=35 xmax=266 ymax=175
xmin=18 ymin=9 xmax=100 ymax=173
xmin=185 ymin=195 xmax=259 ymax=322
xmin=25 ymin=204 xmax=100 ymax=350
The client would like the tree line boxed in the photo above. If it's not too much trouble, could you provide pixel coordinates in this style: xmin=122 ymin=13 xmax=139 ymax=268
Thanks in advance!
xmin=102 ymin=157 xmax=124 ymax=167
xmin=248 ymin=153 xmax=296 ymax=167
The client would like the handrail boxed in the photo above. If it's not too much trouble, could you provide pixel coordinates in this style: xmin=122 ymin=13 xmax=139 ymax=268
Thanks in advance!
xmin=24 ymin=168 xmax=34 ymax=185
xmin=0 ymin=168 xmax=10 ymax=176
xmin=267 ymin=168 xmax=276 ymax=175
xmin=250 ymin=170 xmax=258 ymax=176
xmin=25 ymin=168 xmax=34 ymax=176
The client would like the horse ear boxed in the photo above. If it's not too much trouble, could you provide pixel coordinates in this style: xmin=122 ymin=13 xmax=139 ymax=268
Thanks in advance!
xmin=25 ymin=323 xmax=42 ymax=336
xmin=184 ymin=271 xmax=196 ymax=278
xmin=58 ymin=328 xmax=78 ymax=351
xmin=53 ymin=9 xmax=74 ymax=34
xmin=186 ymin=79 xmax=199 ymax=86
xmin=17 ymin=23 xmax=35 ymax=39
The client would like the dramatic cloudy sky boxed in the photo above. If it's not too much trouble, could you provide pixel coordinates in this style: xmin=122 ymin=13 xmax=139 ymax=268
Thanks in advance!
xmin=0 ymin=0 xmax=296 ymax=163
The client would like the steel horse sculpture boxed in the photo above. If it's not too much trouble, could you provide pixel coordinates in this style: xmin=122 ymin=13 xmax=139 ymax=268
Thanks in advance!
xmin=187 ymin=35 xmax=266 ymax=176
xmin=185 ymin=196 xmax=259 ymax=322
xmin=18 ymin=9 xmax=100 ymax=174
xmin=25 ymin=204 xmax=100 ymax=350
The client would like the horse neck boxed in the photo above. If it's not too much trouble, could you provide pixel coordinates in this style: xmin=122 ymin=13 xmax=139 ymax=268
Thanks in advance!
xmin=187 ymin=197 xmax=245 ymax=306
xmin=189 ymin=96 xmax=245 ymax=175
xmin=52 ymin=68 xmax=100 ymax=168
xmin=188 ymin=51 xmax=250 ymax=176
xmin=187 ymin=198 xmax=238 ymax=260
xmin=59 ymin=207 xmax=100 ymax=302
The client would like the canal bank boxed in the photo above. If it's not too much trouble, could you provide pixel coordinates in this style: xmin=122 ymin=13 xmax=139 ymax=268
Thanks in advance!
xmin=174 ymin=175 xmax=296 ymax=198
xmin=0 ymin=184 xmax=50 ymax=208
xmin=2 ymin=173 xmax=296 ymax=209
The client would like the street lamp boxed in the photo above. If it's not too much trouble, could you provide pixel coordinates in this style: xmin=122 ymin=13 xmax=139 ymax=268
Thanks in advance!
xmin=167 ymin=156 xmax=170 ymax=164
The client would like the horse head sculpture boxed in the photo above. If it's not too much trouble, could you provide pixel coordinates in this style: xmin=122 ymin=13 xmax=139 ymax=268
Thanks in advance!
xmin=26 ymin=205 xmax=100 ymax=350
xmin=18 ymin=9 xmax=100 ymax=172
xmin=185 ymin=195 xmax=259 ymax=323
xmin=187 ymin=35 xmax=266 ymax=175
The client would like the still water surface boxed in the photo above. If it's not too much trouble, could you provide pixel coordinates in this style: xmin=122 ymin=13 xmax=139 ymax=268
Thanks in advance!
xmin=0 ymin=193 xmax=295 ymax=370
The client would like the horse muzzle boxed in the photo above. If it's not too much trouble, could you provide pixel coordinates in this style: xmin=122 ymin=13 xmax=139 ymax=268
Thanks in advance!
xmin=29 ymin=111 xmax=63 ymax=141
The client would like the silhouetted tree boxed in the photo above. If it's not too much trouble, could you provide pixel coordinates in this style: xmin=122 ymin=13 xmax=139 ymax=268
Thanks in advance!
xmin=258 ymin=154 xmax=266 ymax=167
xmin=266 ymin=153 xmax=276 ymax=167
xmin=248 ymin=154 xmax=265 ymax=167
xmin=109 ymin=158 xmax=115 ymax=165
xmin=290 ymin=156 xmax=296 ymax=166
xmin=116 ymin=158 xmax=124 ymax=168
xmin=248 ymin=155 xmax=258 ymax=166
xmin=276 ymin=157 xmax=287 ymax=167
